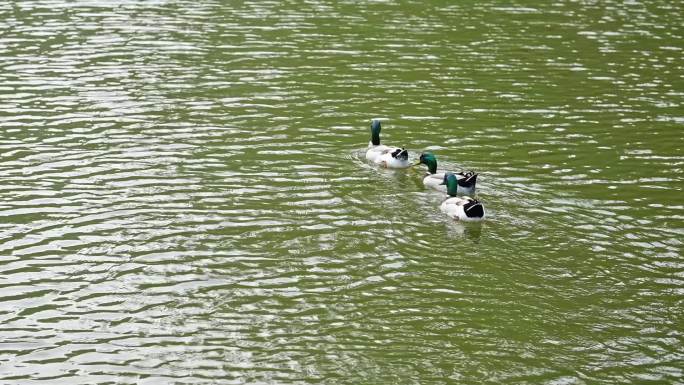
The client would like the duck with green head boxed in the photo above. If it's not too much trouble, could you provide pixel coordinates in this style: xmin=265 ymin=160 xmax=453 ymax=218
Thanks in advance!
xmin=365 ymin=119 xmax=410 ymax=168
xmin=417 ymin=152 xmax=478 ymax=196
xmin=440 ymin=172 xmax=485 ymax=221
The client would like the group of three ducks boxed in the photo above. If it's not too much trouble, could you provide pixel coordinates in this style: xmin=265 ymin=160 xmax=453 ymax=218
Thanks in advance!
xmin=364 ymin=119 xmax=485 ymax=221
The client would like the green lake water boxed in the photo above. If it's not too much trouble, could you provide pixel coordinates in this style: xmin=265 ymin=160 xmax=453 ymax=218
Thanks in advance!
xmin=0 ymin=1 xmax=682 ymax=384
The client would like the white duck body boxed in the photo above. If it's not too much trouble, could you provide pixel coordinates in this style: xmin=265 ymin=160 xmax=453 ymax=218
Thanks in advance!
xmin=440 ymin=196 xmax=485 ymax=221
xmin=423 ymin=173 xmax=447 ymax=189
xmin=365 ymin=143 xmax=391 ymax=163
xmin=374 ymin=147 xmax=410 ymax=168
xmin=364 ymin=120 xmax=411 ymax=169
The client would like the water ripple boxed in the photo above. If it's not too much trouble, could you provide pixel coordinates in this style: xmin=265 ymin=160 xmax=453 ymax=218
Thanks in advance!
xmin=0 ymin=0 xmax=682 ymax=384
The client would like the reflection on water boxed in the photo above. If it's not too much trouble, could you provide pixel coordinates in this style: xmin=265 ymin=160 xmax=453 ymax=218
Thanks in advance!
xmin=0 ymin=0 xmax=682 ymax=384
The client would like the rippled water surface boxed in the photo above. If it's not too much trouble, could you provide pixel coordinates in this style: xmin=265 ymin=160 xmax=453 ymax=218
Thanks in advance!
xmin=1 ymin=1 xmax=682 ymax=384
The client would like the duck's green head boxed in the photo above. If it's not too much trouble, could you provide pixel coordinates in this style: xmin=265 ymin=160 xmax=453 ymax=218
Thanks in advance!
xmin=441 ymin=172 xmax=459 ymax=197
xmin=418 ymin=152 xmax=438 ymax=174
xmin=370 ymin=119 xmax=381 ymax=145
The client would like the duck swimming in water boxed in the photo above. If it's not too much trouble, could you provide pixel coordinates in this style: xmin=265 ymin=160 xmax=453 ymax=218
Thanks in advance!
xmin=365 ymin=119 xmax=411 ymax=169
xmin=417 ymin=152 xmax=477 ymax=196
xmin=439 ymin=172 xmax=485 ymax=221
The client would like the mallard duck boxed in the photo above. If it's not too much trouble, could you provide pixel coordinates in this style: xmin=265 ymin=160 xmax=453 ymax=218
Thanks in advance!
xmin=365 ymin=119 xmax=411 ymax=169
xmin=440 ymin=172 xmax=485 ymax=221
xmin=417 ymin=152 xmax=477 ymax=196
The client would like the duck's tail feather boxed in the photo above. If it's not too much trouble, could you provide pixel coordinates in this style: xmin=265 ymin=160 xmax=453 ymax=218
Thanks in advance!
xmin=391 ymin=148 xmax=409 ymax=161
xmin=463 ymin=199 xmax=484 ymax=218
xmin=458 ymin=171 xmax=478 ymax=188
